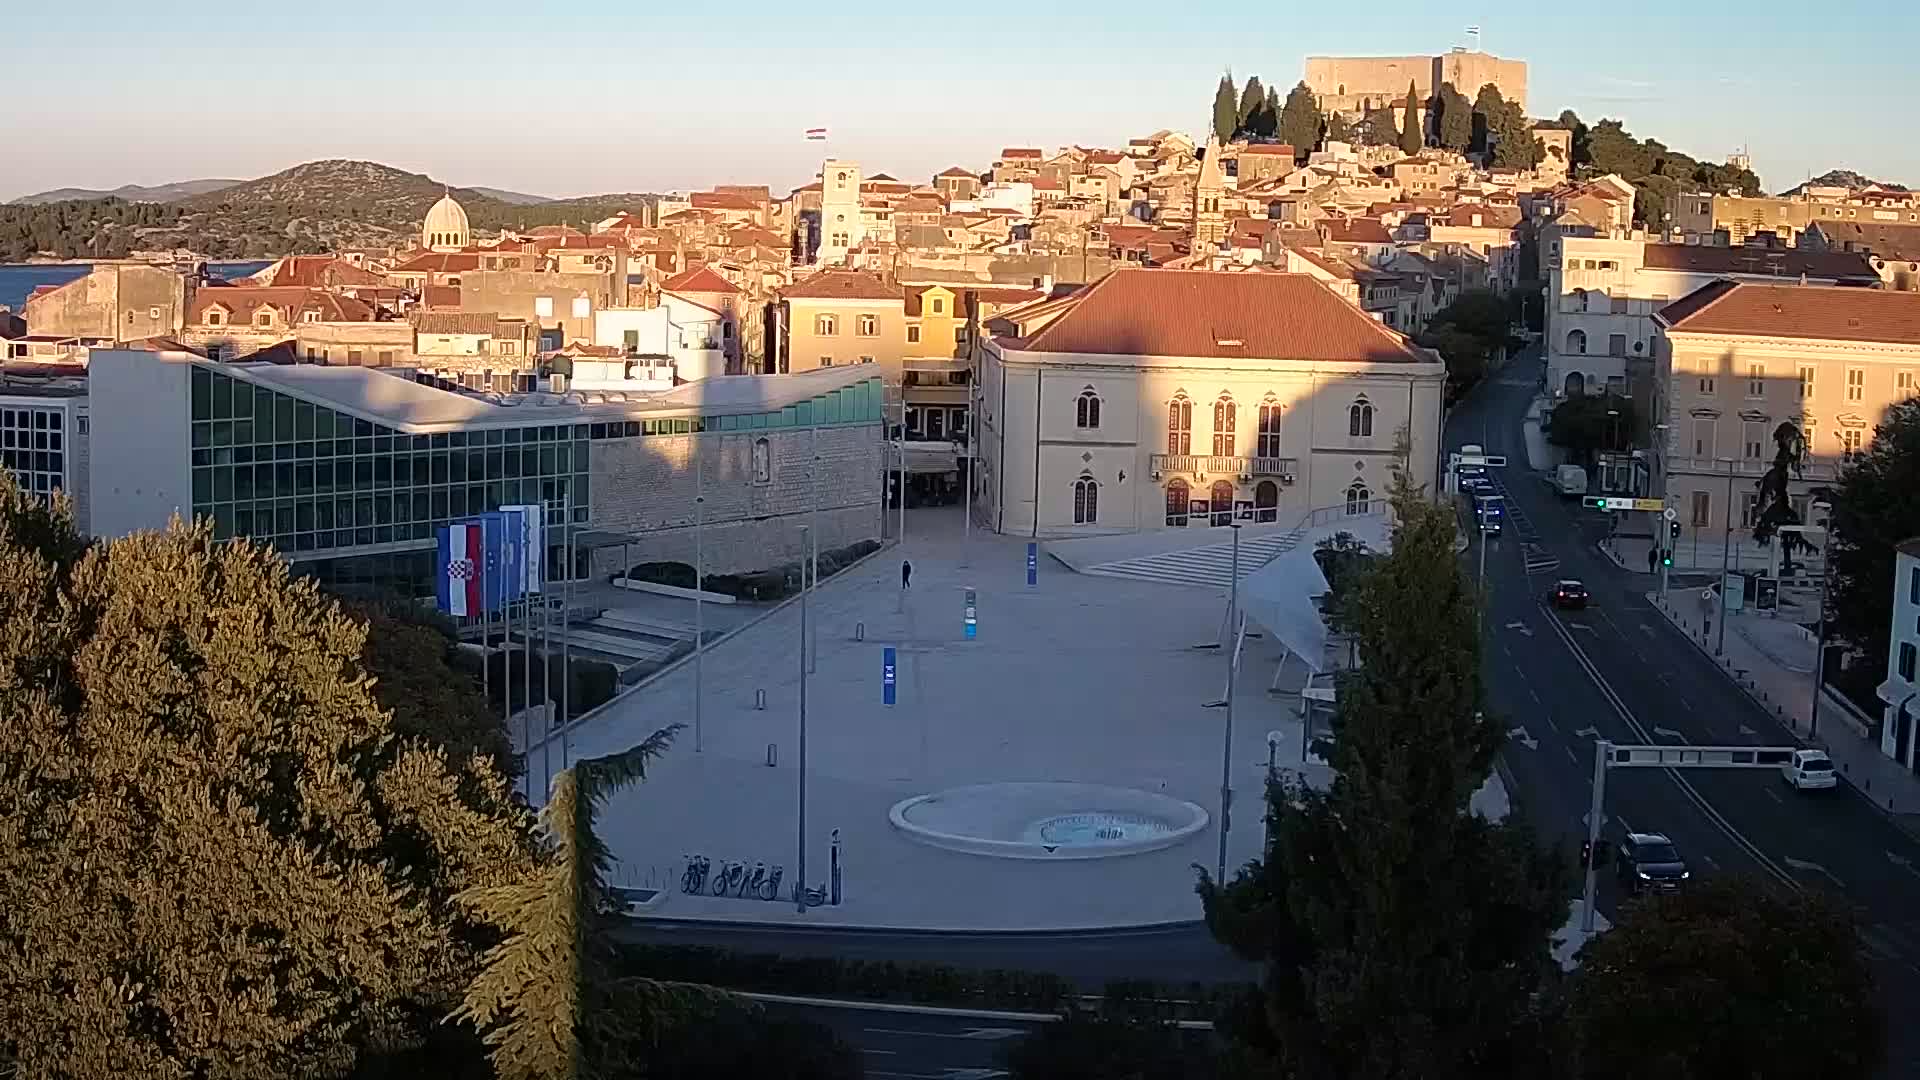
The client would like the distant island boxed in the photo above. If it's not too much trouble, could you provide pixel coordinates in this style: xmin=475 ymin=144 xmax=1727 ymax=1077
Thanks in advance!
xmin=0 ymin=160 xmax=645 ymax=262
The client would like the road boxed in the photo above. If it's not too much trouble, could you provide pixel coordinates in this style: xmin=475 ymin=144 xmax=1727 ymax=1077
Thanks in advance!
xmin=763 ymin=1000 xmax=1037 ymax=1079
xmin=1451 ymin=352 xmax=1920 ymax=1075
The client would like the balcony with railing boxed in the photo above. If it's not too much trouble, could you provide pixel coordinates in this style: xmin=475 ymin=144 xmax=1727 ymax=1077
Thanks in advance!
xmin=1660 ymin=454 xmax=1841 ymax=482
xmin=1149 ymin=453 xmax=1299 ymax=480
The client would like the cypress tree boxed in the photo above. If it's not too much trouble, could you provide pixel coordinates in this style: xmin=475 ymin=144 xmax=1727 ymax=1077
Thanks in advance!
xmin=1237 ymin=76 xmax=1266 ymax=135
xmin=1399 ymin=81 xmax=1423 ymax=154
xmin=1212 ymin=73 xmax=1239 ymax=143
xmin=1278 ymin=81 xmax=1324 ymax=153
xmin=1436 ymin=82 xmax=1473 ymax=152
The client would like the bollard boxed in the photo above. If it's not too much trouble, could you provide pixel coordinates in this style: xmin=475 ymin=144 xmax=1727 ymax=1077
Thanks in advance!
xmin=766 ymin=742 xmax=778 ymax=768
xmin=854 ymin=621 xmax=865 ymax=642
xmin=755 ymin=688 xmax=767 ymax=710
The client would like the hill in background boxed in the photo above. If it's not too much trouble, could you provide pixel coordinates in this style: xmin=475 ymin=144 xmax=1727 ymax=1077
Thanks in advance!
xmin=0 ymin=160 xmax=655 ymax=261
xmin=1777 ymin=169 xmax=1909 ymax=196
xmin=9 ymin=179 xmax=242 ymax=205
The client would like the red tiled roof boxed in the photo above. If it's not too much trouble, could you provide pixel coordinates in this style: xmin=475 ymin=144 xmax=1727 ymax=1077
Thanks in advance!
xmin=780 ymin=270 xmax=904 ymax=302
xmin=1012 ymin=269 xmax=1430 ymax=363
xmin=999 ymin=148 xmax=1042 ymax=159
xmin=1639 ymin=243 xmax=1878 ymax=281
xmin=411 ymin=311 xmax=500 ymax=336
xmin=663 ymin=266 xmax=742 ymax=295
xmin=1658 ymin=281 xmax=1920 ymax=345
xmin=937 ymin=167 xmax=976 ymax=179
xmin=390 ymin=252 xmax=481 ymax=273
xmin=251 ymin=255 xmax=386 ymax=288
xmin=190 ymin=286 xmax=377 ymax=325
xmin=421 ymin=285 xmax=461 ymax=308
xmin=1084 ymin=151 xmax=1126 ymax=165
xmin=1323 ymin=218 xmax=1393 ymax=245
xmin=1240 ymin=143 xmax=1296 ymax=157
xmin=691 ymin=191 xmax=760 ymax=211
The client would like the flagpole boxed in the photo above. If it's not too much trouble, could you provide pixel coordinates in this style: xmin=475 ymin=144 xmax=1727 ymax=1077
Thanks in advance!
xmin=539 ymin=503 xmax=552 ymax=798
xmin=561 ymin=489 xmax=573 ymax=770
xmin=695 ymin=450 xmax=705 ymax=753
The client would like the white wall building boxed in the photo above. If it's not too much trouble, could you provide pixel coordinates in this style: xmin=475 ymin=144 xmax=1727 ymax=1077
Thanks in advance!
xmin=977 ymin=269 xmax=1445 ymax=536
xmin=1883 ymin=539 xmax=1920 ymax=775
xmin=817 ymin=159 xmax=865 ymax=266
xmin=592 ymin=303 xmax=726 ymax=383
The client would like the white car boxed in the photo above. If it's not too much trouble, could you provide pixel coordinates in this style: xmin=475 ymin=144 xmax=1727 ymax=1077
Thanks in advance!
xmin=1781 ymin=749 xmax=1837 ymax=791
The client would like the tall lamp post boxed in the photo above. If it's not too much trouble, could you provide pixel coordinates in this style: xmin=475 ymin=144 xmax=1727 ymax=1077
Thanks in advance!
xmin=1794 ymin=505 xmax=1834 ymax=738
xmin=1715 ymin=458 xmax=1737 ymax=657
xmin=1212 ymin=522 xmax=1242 ymax=884
xmin=796 ymin=523 xmax=811 ymax=913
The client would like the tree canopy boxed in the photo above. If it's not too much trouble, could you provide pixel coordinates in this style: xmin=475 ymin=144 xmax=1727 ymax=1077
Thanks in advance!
xmin=1420 ymin=288 xmax=1515 ymax=399
xmin=1237 ymin=77 xmax=1266 ymax=132
xmin=1278 ymin=82 xmax=1325 ymax=154
xmin=1554 ymin=112 xmax=1763 ymax=227
xmin=1196 ymin=474 xmax=1568 ymax=1079
xmin=1562 ymin=877 xmax=1883 ymax=1080
xmin=1825 ymin=398 xmax=1920 ymax=674
xmin=1548 ymin=393 xmax=1637 ymax=466
xmin=1212 ymin=74 xmax=1239 ymax=144
xmin=1398 ymin=82 xmax=1423 ymax=155
xmin=1434 ymin=82 xmax=1473 ymax=152
xmin=0 ymin=483 xmax=530 ymax=1078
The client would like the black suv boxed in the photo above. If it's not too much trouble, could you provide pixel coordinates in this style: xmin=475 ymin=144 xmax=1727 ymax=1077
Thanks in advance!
xmin=1616 ymin=832 xmax=1690 ymax=894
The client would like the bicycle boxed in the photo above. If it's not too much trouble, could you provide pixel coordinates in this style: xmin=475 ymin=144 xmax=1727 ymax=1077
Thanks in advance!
xmin=713 ymin=860 xmax=746 ymax=897
xmin=761 ymin=865 xmax=784 ymax=901
xmin=741 ymin=862 xmax=767 ymax=899
xmin=792 ymin=880 xmax=827 ymax=908
xmin=680 ymin=854 xmax=711 ymax=895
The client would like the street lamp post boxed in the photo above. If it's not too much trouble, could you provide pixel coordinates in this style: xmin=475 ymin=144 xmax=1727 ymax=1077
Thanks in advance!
xmin=796 ymin=523 xmax=811 ymax=914
xmin=1716 ymin=458 xmax=1737 ymax=657
xmin=694 ymin=451 xmax=705 ymax=753
xmin=1803 ymin=506 xmax=1833 ymax=738
xmin=1215 ymin=522 xmax=1242 ymax=884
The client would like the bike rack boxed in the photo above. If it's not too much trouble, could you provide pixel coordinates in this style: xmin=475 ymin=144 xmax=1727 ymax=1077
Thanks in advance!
xmin=754 ymin=688 xmax=767 ymax=710
xmin=766 ymin=742 xmax=778 ymax=768
xmin=854 ymin=621 xmax=865 ymax=641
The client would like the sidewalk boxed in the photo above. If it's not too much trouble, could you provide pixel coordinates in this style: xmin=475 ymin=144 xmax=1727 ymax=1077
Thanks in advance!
xmin=1595 ymin=530 xmax=1784 ymax=576
xmin=1647 ymin=588 xmax=1920 ymax=834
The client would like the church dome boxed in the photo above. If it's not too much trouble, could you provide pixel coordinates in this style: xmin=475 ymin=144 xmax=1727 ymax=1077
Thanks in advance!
xmin=422 ymin=194 xmax=471 ymax=252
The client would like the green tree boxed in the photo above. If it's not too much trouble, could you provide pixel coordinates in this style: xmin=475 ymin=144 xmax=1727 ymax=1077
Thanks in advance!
xmin=1196 ymin=475 xmax=1569 ymax=1080
xmin=1212 ymin=73 xmax=1239 ymax=144
xmin=1471 ymin=83 xmax=1504 ymax=155
xmin=457 ymin=726 xmax=727 ymax=1079
xmin=1825 ymin=398 xmax=1920 ymax=677
xmin=1398 ymin=81 xmax=1423 ymax=154
xmin=1324 ymin=111 xmax=1354 ymax=145
xmin=1355 ymin=106 xmax=1398 ymax=147
xmin=0 ymin=491 xmax=529 ymax=1079
xmin=1563 ymin=877 xmax=1883 ymax=1079
xmin=1548 ymin=393 xmax=1637 ymax=467
xmin=1001 ymin=1013 xmax=1254 ymax=1079
xmin=1263 ymin=85 xmax=1280 ymax=132
xmin=1434 ymin=82 xmax=1473 ymax=152
xmin=340 ymin=592 xmax=518 ymax=780
xmin=1488 ymin=101 xmax=1545 ymax=170
xmin=1749 ymin=421 xmax=1813 ymax=572
xmin=1236 ymin=76 xmax=1266 ymax=135
xmin=1278 ymin=81 xmax=1324 ymax=154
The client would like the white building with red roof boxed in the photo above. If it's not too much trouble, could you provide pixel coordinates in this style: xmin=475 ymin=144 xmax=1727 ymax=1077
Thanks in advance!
xmin=978 ymin=268 xmax=1443 ymax=535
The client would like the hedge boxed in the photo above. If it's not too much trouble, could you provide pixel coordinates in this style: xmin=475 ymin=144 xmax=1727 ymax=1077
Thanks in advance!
xmin=623 ymin=538 xmax=885 ymax=603
xmin=615 ymin=944 xmax=1242 ymax=1021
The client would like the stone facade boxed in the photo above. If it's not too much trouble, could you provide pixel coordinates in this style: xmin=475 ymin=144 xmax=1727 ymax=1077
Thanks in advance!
xmin=23 ymin=264 xmax=188 ymax=343
xmin=587 ymin=422 xmax=883 ymax=577
xmin=1304 ymin=50 xmax=1527 ymax=116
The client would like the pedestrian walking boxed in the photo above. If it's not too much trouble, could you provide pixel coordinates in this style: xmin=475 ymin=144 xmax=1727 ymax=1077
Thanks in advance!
xmin=901 ymin=560 xmax=913 ymax=589
xmin=1646 ymin=546 xmax=1657 ymax=574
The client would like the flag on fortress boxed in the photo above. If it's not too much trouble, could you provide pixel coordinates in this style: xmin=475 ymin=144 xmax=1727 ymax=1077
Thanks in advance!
xmin=805 ymin=127 xmax=828 ymax=141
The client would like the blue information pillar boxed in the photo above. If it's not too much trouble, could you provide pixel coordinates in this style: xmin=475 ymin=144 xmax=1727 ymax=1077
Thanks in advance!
xmin=1026 ymin=542 xmax=1038 ymax=587
xmin=882 ymin=647 xmax=897 ymax=706
xmin=964 ymin=588 xmax=977 ymax=639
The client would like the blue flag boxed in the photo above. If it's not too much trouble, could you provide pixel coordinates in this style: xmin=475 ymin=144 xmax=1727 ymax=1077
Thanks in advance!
xmin=483 ymin=509 xmax=523 ymax=609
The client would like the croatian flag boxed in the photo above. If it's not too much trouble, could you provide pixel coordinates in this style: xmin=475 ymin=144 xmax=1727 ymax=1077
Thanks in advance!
xmin=805 ymin=127 xmax=828 ymax=141
xmin=436 ymin=520 xmax=486 ymax=617
xmin=503 ymin=503 xmax=545 ymax=593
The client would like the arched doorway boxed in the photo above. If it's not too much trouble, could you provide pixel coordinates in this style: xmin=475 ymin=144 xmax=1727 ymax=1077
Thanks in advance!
xmin=1254 ymin=480 xmax=1279 ymax=523
xmin=1210 ymin=480 xmax=1235 ymax=527
xmin=1165 ymin=479 xmax=1190 ymax=527
xmin=1564 ymin=371 xmax=1586 ymax=397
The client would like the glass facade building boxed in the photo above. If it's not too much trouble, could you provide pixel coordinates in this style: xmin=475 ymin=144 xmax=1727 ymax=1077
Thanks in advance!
xmin=185 ymin=363 xmax=885 ymax=596
xmin=1 ymin=402 xmax=73 ymax=499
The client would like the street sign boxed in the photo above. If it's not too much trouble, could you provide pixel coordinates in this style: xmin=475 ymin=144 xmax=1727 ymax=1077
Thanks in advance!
xmin=1582 ymin=496 xmax=1666 ymax=512
xmin=1026 ymin=542 xmax=1038 ymax=587
xmin=964 ymin=587 xmax=977 ymax=640
xmin=882 ymin=646 xmax=897 ymax=706
xmin=1663 ymin=506 xmax=1679 ymax=521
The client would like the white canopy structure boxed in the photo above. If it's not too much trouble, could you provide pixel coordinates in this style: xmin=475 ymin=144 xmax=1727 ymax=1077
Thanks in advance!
xmin=1237 ymin=545 xmax=1335 ymax=675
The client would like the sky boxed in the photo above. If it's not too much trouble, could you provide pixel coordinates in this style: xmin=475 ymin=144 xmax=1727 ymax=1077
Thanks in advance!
xmin=2 ymin=1 xmax=1912 ymax=202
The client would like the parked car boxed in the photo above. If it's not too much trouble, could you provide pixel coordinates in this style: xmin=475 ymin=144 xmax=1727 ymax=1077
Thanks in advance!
xmin=1616 ymin=832 xmax=1690 ymax=894
xmin=1781 ymin=748 xmax=1838 ymax=791
xmin=1549 ymin=580 xmax=1589 ymax=609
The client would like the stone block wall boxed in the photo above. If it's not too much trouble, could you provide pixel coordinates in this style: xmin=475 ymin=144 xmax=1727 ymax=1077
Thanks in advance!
xmin=587 ymin=422 xmax=884 ymax=577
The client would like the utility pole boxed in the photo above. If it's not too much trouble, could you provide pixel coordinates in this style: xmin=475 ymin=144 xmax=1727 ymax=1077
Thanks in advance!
xmin=796 ymin=523 xmax=811 ymax=913
xmin=694 ymin=450 xmax=705 ymax=753
xmin=1215 ymin=523 xmax=1242 ymax=884
xmin=1716 ymin=459 xmax=1735 ymax=656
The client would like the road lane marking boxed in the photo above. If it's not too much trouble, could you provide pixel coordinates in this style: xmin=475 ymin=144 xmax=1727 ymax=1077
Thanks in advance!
xmin=1528 ymin=687 xmax=1542 ymax=704
xmin=1765 ymin=788 xmax=1785 ymax=804
xmin=863 ymin=1049 xmax=900 ymax=1056
xmin=1509 ymin=726 xmax=1539 ymax=750
xmin=1652 ymin=726 xmax=1687 ymax=741
xmin=1543 ymin=713 xmax=1558 ymax=731
xmin=863 ymin=1027 xmax=1029 ymax=1041
xmin=1782 ymin=856 xmax=1846 ymax=890
xmin=1537 ymin=601 xmax=1799 ymax=891
xmin=1564 ymin=746 xmax=1578 ymax=764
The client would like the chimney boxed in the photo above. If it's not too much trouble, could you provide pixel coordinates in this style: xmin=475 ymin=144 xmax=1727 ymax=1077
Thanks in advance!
xmin=1800 ymin=271 xmax=1808 ymax=286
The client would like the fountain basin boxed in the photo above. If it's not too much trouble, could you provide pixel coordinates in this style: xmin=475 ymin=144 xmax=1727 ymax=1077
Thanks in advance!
xmin=888 ymin=782 xmax=1209 ymax=860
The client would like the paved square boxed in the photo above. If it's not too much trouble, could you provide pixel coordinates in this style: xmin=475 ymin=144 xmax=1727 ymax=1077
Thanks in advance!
xmin=553 ymin=507 xmax=1443 ymax=929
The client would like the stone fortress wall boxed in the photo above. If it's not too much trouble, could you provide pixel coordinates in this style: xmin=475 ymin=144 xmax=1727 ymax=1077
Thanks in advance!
xmin=1304 ymin=50 xmax=1527 ymax=118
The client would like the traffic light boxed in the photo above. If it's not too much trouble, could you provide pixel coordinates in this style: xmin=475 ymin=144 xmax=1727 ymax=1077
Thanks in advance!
xmin=1662 ymin=550 xmax=1673 ymax=567
xmin=1578 ymin=839 xmax=1614 ymax=869
xmin=1669 ymin=520 xmax=1682 ymax=540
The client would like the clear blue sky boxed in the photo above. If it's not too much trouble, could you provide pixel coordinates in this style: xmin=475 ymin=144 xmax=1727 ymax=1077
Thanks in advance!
xmin=2 ymin=1 xmax=1907 ymax=201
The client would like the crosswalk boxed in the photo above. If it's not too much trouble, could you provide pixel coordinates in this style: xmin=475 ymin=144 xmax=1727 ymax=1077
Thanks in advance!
xmin=1080 ymin=530 xmax=1305 ymax=588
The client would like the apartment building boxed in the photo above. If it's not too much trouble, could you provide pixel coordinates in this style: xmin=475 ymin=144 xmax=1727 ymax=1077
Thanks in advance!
xmin=777 ymin=270 xmax=907 ymax=375
xmin=1883 ymin=540 xmax=1920 ymax=776
xmin=1547 ymin=238 xmax=1878 ymax=400
xmin=1651 ymin=282 xmax=1920 ymax=550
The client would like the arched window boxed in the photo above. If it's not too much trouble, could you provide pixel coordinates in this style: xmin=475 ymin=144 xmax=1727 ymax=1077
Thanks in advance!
xmin=1254 ymin=480 xmax=1279 ymax=523
xmin=1564 ymin=371 xmax=1586 ymax=397
xmin=1346 ymin=481 xmax=1372 ymax=516
xmin=1076 ymin=388 xmax=1102 ymax=429
xmin=1167 ymin=394 xmax=1192 ymax=454
xmin=1348 ymin=397 xmax=1374 ymax=438
xmin=1165 ymin=478 xmax=1190 ymax=526
xmin=1567 ymin=328 xmax=1587 ymax=355
xmin=1073 ymin=475 xmax=1099 ymax=524
xmin=1257 ymin=399 xmax=1283 ymax=458
xmin=1212 ymin=395 xmax=1236 ymax=456
xmin=1210 ymin=480 xmax=1235 ymax=527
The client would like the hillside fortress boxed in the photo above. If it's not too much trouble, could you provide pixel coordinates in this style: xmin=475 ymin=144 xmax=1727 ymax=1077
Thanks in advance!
xmin=1305 ymin=48 xmax=1527 ymax=117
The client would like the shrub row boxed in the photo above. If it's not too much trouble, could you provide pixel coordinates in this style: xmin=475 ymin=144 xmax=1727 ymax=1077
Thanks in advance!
xmin=623 ymin=538 xmax=885 ymax=603
xmin=616 ymin=944 xmax=1241 ymax=1021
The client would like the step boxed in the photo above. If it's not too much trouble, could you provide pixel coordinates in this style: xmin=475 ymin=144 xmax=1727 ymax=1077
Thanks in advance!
xmin=593 ymin=610 xmax=697 ymax=640
xmin=562 ymin=628 xmax=677 ymax=662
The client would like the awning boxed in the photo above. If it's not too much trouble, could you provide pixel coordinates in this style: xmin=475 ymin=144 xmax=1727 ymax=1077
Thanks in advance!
xmin=1237 ymin=546 xmax=1333 ymax=674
